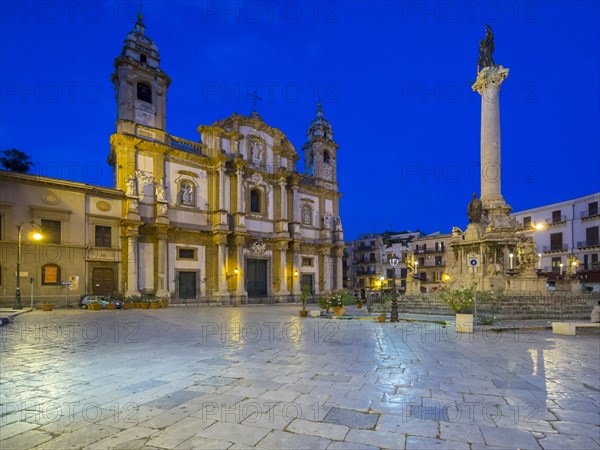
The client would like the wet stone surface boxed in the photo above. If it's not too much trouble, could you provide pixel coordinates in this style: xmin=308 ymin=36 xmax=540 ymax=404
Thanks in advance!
xmin=0 ymin=305 xmax=599 ymax=449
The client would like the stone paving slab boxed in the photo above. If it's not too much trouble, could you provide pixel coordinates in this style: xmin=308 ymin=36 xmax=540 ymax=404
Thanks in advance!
xmin=1 ymin=306 xmax=599 ymax=450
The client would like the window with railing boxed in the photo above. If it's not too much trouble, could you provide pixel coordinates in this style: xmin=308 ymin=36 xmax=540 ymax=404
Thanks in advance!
xmin=552 ymin=210 xmax=562 ymax=223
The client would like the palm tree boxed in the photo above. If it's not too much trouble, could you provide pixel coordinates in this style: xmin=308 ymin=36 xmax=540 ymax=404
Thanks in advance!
xmin=0 ymin=149 xmax=33 ymax=173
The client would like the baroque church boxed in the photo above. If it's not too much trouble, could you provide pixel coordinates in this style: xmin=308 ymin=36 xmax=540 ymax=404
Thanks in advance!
xmin=0 ymin=13 xmax=344 ymax=306
xmin=108 ymin=14 xmax=344 ymax=303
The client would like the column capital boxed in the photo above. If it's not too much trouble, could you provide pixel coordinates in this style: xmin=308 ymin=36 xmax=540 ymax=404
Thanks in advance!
xmin=472 ymin=65 xmax=509 ymax=94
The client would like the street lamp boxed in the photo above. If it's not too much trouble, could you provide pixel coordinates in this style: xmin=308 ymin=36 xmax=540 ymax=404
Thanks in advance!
xmin=389 ymin=255 xmax=400 ymax=322
xmin=15 ymin=222 xmax=43 ymax=309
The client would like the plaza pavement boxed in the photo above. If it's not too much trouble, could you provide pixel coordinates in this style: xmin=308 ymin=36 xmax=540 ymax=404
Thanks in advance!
xmin=0 ymin=305 xmax=598 ymax=450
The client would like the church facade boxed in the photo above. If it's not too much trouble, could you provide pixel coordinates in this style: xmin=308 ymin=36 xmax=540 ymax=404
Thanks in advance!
xmin=0 ymin=15 xmax=344 ymax=306
xmin=108 ymin=15 xmax=344 ymax=303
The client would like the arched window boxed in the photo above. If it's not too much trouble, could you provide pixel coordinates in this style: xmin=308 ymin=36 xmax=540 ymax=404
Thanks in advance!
xmin=137 ymin=82 xmax=152 ymax=103
xmin=250 ymin=189 xmax=261 ymax=213
xmin=323 ymin=151 xmax=330 ymax=164
xmin=140 ymin=54 xmax=147 ymax=64
xmin=42 ymin=264 xmax=61 ymax=285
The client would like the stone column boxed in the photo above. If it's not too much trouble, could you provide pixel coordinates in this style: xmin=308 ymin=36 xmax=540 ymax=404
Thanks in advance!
xmin=125 ymin=232 xmax=140 ymax=297
xmin=333 ymin=247 xmax=344 ymax=290
xmin=290 ymin=242 xmax=301 ymax=296
xmin=472 ymin=66 xmax=509 ymax=209
xmin=155 ymin=231 xmax=169 ymax=298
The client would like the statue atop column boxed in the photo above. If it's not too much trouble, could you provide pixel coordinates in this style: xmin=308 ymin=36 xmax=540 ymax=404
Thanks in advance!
xmin=478 ymin=24 xmax=495 ymax=71
xmin=467 ymin=192 xmax=483 ymax=223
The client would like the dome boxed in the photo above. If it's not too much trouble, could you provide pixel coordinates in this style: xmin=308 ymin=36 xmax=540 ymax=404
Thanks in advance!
xmin=306 ymin=103 xmax=334 ymax=141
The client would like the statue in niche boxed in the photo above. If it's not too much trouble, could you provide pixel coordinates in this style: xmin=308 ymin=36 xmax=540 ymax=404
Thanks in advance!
xmin=322 ymin=214 xmax=330 ymax=228
xmin=251 ymin=141 xmax=263 ymax=164
xmin=478 ymin=24 xmax=495 ymax=70
xmin=180 ymin=181 xmax=193 ymax=205
xmin=467 ymin=192 xmax=483 ymax=223
xmin=302 ymin=207 xmax=311 ymax=225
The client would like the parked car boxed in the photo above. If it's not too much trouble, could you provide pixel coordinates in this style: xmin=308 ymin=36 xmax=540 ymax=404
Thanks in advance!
xmin=79 ymin=295 xmax=123 ymax=309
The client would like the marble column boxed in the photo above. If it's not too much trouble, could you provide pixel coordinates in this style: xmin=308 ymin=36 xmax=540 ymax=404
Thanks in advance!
xmin=472 ymin=66 xmax=509 ymax=209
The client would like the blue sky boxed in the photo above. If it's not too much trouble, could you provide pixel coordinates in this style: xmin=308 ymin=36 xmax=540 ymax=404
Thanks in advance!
xmin=1 ymin=1 xmax=598 ymax=240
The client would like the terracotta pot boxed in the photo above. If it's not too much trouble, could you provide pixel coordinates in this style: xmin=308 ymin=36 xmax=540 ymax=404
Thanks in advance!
xmin=106 ymin=303 xmax=116 ymax=310
xmin=332 ymin=306 xmax=345 ymax=316
xmin=40 ymin=304 xmax=54 ymax=312
xmin=355 ymin=303 xmax=363 ymax=309
xmin=140 ymin=303 xmax=150 ymax=309
xmin=377 ymin=315 xmax=386 ymax=323
xmin=299 ymin=310 xmax=308 ymax=317
xmin=88 ymin=303 xmax=101 ymax=311
xmin=149 ymin=302 xmax=159 ymax=309
xmin=123 ymin=304 xmax=133 ymax=310
xmin=159 ymin=301 xmax=169 ymax=308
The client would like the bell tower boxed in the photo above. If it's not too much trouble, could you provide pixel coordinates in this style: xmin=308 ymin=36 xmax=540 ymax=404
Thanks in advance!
xmin=302 ymin=103 xmax=338 ymax=185
xmin=111 ymin=11 xmax=170 ymax=133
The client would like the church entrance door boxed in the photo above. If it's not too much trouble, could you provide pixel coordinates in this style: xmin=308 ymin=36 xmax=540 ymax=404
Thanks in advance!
xmin=178 ymin=271 xmax=196 ymax=299
xmin=246 ymin=259 xmax=267 ymax=298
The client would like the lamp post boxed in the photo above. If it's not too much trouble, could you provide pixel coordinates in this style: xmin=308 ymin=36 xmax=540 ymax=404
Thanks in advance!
xmin=15 ymin=222 xmax=43 ymax=309
xmin=389 ymin=255 xmax=400 ymax=322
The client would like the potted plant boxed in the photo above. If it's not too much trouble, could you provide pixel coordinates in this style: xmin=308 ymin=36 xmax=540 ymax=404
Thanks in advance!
xmin=40 ymin=303 xmax=54 ymax=311
xmin=319 ymin=297 xmax=330 ymax=313
xmin=437 ymin=283 xmax=476 ymax=333
xmin=373 ymin=293 xmax=391 ymax=323
xmin=323 ymin=290 xmax=352 ymax=316
xmin=299 ymin=284 xmax=311 ymax=317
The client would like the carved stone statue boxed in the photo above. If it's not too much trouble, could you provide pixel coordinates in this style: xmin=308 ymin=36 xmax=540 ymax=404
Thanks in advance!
xmin=302 ymin=206 xmax=311 ymax=225
xmin=404 ymin=252 xmax=415 ymax=273
xmin=334 ymin=217 xmax=342 ymax=231
xmin=155 ymin=182 xmax=166 ymax=202
xmin=478 ymin=24 xmax=495 ymax=70
xmin=516 ymin=237 xmax=537 ymax=271
xmin=125 ymin=178 xmax=136 ymax=197
xmin=180 ymin=181 xmax=193 ymax=205
xmin=251 ymin=141 xmax=263 ymax=164
xmin=467 ymin=192 xmax=483 ymax=223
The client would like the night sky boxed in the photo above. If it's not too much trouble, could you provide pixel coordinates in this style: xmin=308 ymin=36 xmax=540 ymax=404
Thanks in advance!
xmin=1 ymin=1 xmax=598 ymax=240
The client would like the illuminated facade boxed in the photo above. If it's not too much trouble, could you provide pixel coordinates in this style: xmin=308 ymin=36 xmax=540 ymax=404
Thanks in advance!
xmin=108 ymin=14 xmax=344 ymax=303
xmin=0 ymin=15 xmax=344 ymax=306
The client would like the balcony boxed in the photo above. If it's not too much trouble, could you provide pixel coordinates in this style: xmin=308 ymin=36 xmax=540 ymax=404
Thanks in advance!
xmin=356 ymin=269 xmax=376 ymax=275
xmin=577 ymin=239 xmax=600 ymax=249
xmin=420 ymin=260 xmax=445 ymax=267
xmin=545 ymin=215 xmax=567 ymax=226
xmin=580 ymin=210 xmax=600 ymax=221
xmin=170 ymin=136 xmax=204 ymax=155
xmin=542 ymin=244 xmax=568 ymax=253
xmin=414 ymin=247 xmax=445 ymax=254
